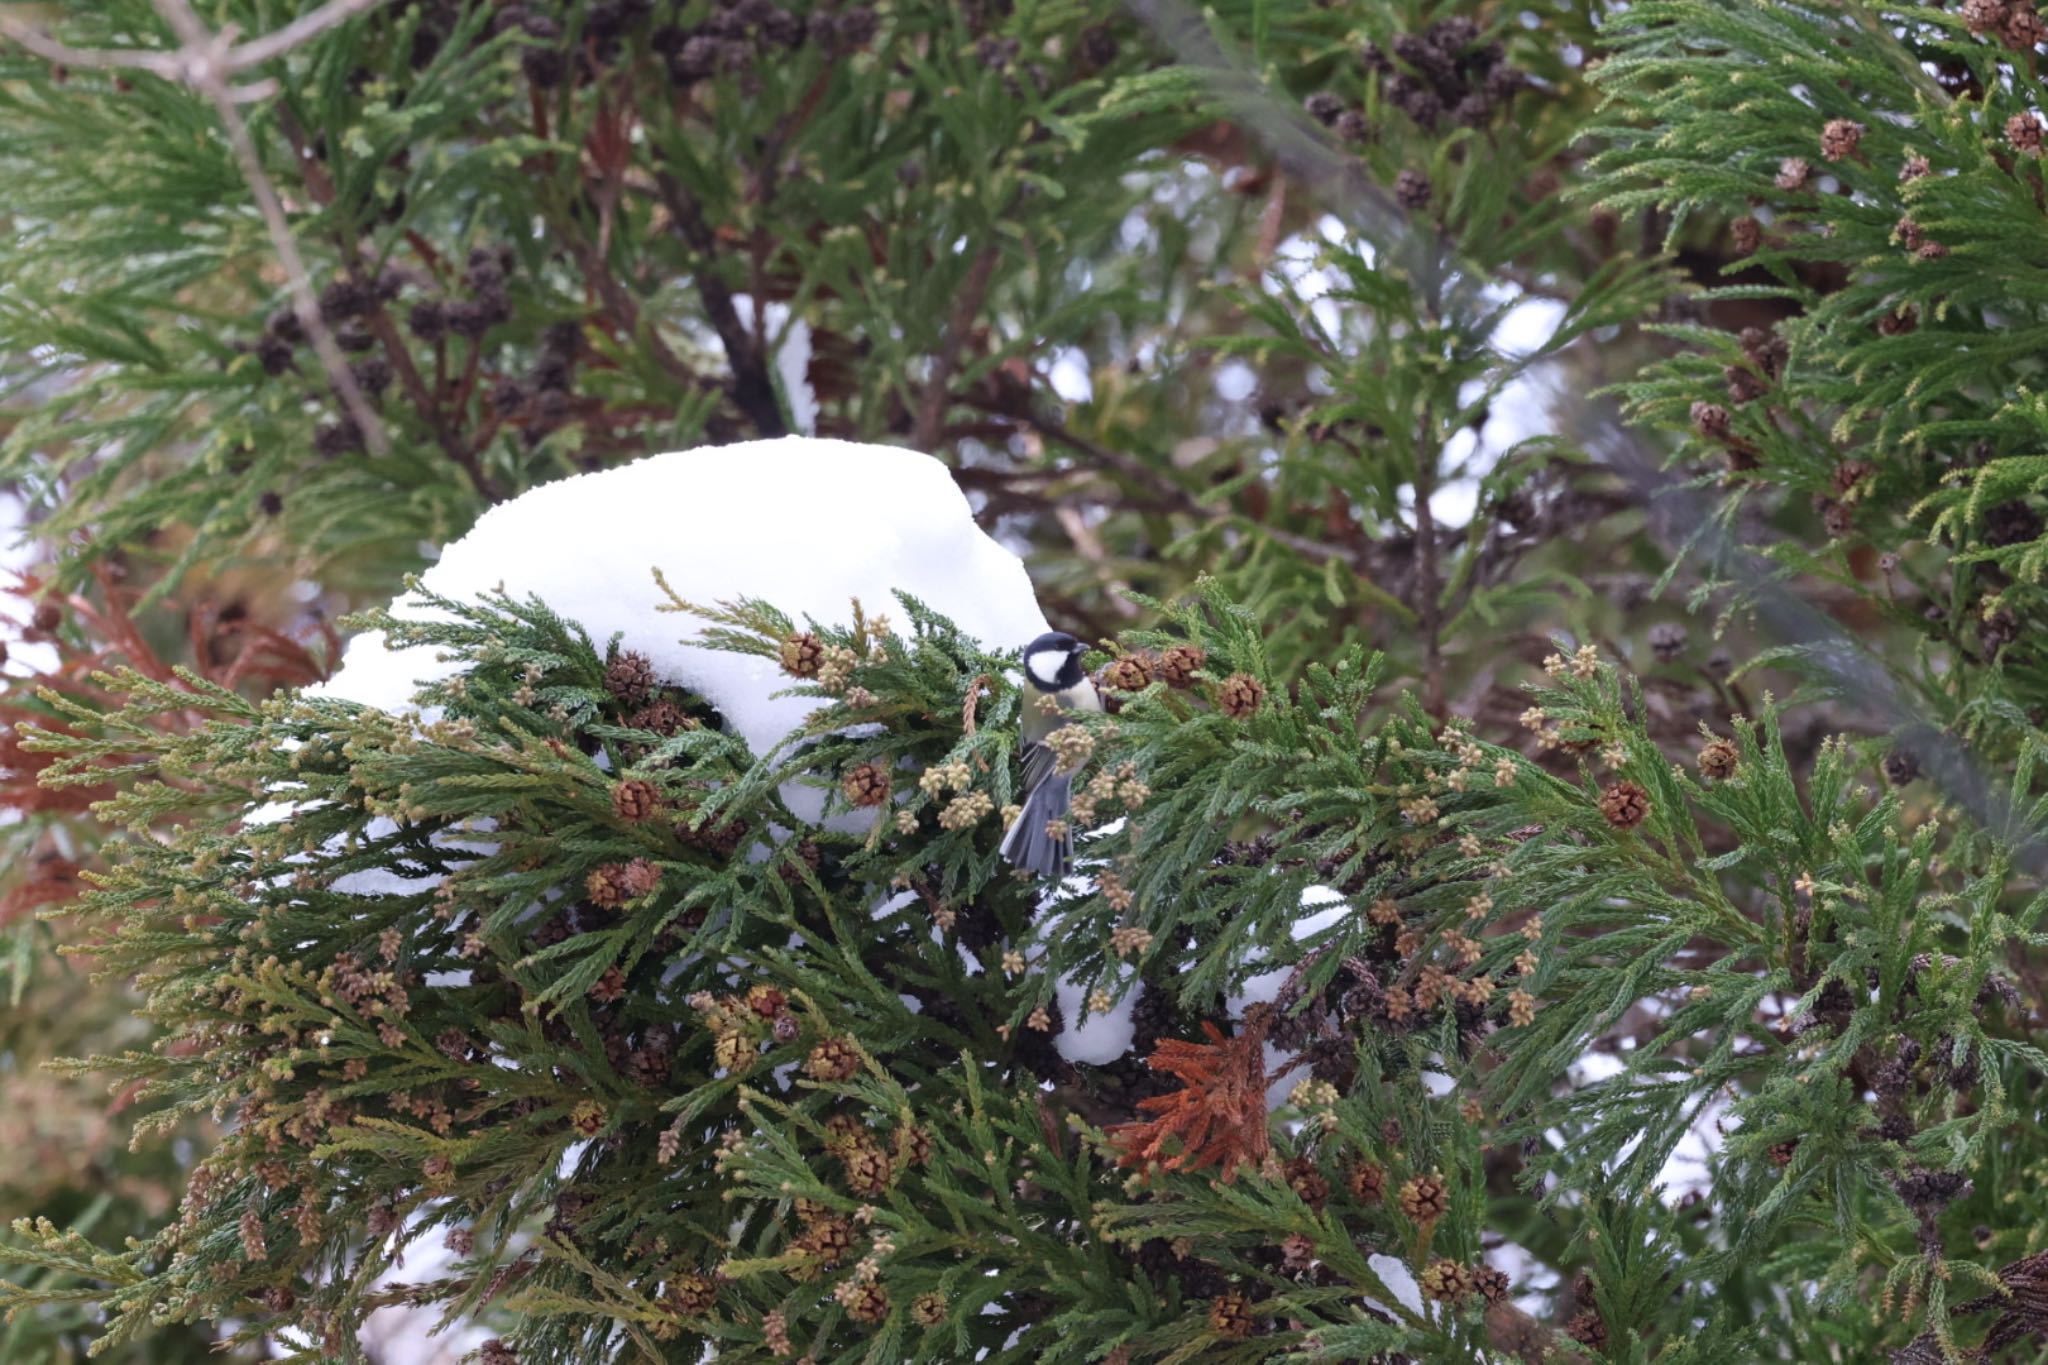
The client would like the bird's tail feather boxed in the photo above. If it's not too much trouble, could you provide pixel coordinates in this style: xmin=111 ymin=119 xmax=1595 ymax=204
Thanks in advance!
xmin=1000 ymin=772 xmax=1073 ymax=880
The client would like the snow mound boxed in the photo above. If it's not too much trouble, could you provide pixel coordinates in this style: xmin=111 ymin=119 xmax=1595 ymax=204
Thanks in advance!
xmin=314 ymin=438 xmax=1050 ymax=783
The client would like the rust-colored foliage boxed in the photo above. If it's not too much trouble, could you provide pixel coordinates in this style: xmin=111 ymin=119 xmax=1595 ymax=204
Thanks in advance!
xmin=1108 ymin=1007 xmax=1279 ymax=1182
xmin=1962 ymin=1250 xmax=2048 ymax=1356
xmin=2 ymin=565 xmax=336 ymax=926
xmin=1893 ymin=1251 xmax=2048 ymax=1362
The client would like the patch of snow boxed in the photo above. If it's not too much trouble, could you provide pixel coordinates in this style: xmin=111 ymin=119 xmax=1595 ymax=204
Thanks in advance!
xmin=1223 ymin=885 xmax=1354 ymax=1106
xmin=311 ymin=440 xmax=1051 ymax=825
xmin=1053 ymin=972 xmax=1137 ymax=1065
xmin=1368 ymin=1252 xmax=1424 ymax=1316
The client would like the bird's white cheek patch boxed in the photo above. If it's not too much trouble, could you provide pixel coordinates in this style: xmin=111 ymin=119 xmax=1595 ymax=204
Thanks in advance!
xmin=1025 ymin=649 xmax=1069 ymax=687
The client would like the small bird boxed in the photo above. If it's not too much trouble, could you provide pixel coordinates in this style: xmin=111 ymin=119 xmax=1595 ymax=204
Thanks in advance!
xmin=1000 ymin=630 xmax=1101 ymax=879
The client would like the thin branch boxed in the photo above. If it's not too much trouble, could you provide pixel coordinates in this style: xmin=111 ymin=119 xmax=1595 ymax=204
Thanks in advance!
xmin=0 ymin=16 xmax=185 ymax=75
xmin=655 ymin=172 xmax=789 ymax=438
xmin=2 ymin=0 xmax=389 ymax=80
xmin=980 ymin=401 xmax=1367 ymax=570
xmin=148 ymin=0 xmax=391 ymax=457
xmin=1411 ymin=413 xmax=1446 ymax=715
xmin=912 ymin=241 xmax=1000 ymax=451
xmin=571 ymin=237 xmax=712 ymax=401
xmin=224 ymin=0 xmax=391 ymax=69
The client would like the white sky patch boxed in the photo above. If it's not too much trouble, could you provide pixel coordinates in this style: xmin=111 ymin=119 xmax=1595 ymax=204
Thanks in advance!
xmin=1 ymin=493 xmax=60 ymax=678
xmin=1213 ymin=359 xmax=1257 ymax=403
xmin=1568 ymin=1046 xmax=1737 ymax=1206
xmin=1047 ymin=347 xmax=1093 ymax=404
xmin=1492 ymin=296 xmax=1568 ymax=358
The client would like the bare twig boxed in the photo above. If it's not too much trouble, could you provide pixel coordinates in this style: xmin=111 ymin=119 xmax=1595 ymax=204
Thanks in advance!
xmin=1 ymin=0 xmax=388 ymax=92
xmin=1 ymin=3 xmax=399 ymax=457
xmin=977 ymin=400 xmax=1368 ymax=571
xmin=137 ymin=0 xmax=390 ymax=457
xmin=1410 ymin=414 xmax=1446 ymax=714
xmin=655 ymin=172 xmax=789 ymax=438
xmin=0 ymin=15 xmax=185 ymax=75
xmin=223 ymin=0 xmax=390 ymax=69
xmin=912 ymin=242 xmax=1001 ymax=450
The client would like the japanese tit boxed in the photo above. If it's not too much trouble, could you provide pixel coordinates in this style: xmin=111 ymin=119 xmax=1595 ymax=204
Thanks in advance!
xmin=999 ymin=630 xmax=1102 ymax=879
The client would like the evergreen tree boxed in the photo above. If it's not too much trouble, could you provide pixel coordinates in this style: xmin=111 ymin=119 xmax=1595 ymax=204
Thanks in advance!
xmin=6 ymin=1 xmax=2047 ymax=1363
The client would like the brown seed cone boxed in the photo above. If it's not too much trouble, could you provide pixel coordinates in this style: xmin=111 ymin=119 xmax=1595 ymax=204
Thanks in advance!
xmin=776 ymin=838 xmax=821 ymax=885
xmin=842 ymin=1139 xmax=894 ymax=1196
xmin=1419 ymin=1257 xmax=1474 ymax=1303
xmin=794 ymin=1212 xmax=856 ymax=1268
xmin=1207 ymin=1289 xmax=1255 ymax=1339
xmin=612 ymin=778 xmax=660 ymax=822
xmin=842 ymin=762 xmax=892 ymax=808
xmin=604 ymin=649 xmax=657 ymax=705
xmin=897 ymin=1125 xmax=934 ymax=1167
xmin=1216 ymin=672 xmax=1265 ymax=718
xmin=1598 ymin=780 xmax=1652 ymax=830
xmin=1697 ymin=738 xmax=1739 ymax=781
xmin=845 ymin=1282 xmax=891 ymax=1325
xmin=585 ymin=858 xmax=660 ymax=908
xmin=2006 ymin=5 xmax=2048 ymax=48
xmin=910 ymin=1291 xmax=948 ymax=1326
xmin=746 ymin=984 xmax=787 ymax=1017
xmin=1346 ymin=1159 xmax=1386 ymax=1203
xmin=1566 ymin=1309 xmax=1608 ymax=1349
xmin=804 ymin=1035 xmax=862 ymax=1081
xmin=1820 ymin=117 xmax=1864 ymax=162
xmin=1398 ymin=1172 xmax=1449 ymax=1223
xmin=1155 ymin=643 xmax=1207 ymax=687
xmin=1961 ymin=0 xmax=2005 ymax=34
xmin=780 ymin=631 xmax=824 ymax=677
xmin=1099 ymin=655 xmax=1154 ymax=692
xmin=664 ymin=1271 xmax=718 ymax=1317
xmin=2009 ymin=110 xmax=2045 ymax=156
xmin=677 ymin=797 xmax=750 ymax=858
xmin=1831 ymin=459 xmax=1875 ymax=496
xmin=821 ymin=1115 xmax=863 ymax=1153
xmin=1474 ymin=1264 xmax=1511 ymax=1303
xmin=627 ymin=699 xmax=694 ymax=736
xmin=586 ymin=862 xmax=633 ymax=908
xmin=1282 ymin=1155 xmax=1330 ymax=1212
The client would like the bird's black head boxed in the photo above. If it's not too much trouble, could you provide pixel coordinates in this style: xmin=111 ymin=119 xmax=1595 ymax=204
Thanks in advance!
xmin=1022 ymin=631 xmax=1088 ymax=692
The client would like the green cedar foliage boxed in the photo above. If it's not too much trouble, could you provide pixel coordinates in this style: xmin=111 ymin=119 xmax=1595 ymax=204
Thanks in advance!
xmin=6 ymin=586 xmax=1495 ymax=1363
xmin=15 ymin=575 xmax=2041 ymax=1362
xmin=0 ymin=3 xmax=1626 ymax=1356
xmin=1589 ymin=0 xmax=2048 ymax=756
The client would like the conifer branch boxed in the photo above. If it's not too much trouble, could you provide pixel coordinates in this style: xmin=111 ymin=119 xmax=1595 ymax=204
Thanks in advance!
xmin=654 ymin=172 xmax=789 ymax=439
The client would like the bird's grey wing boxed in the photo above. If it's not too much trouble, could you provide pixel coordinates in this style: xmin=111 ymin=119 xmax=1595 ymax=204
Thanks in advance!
xmin=1019 ymin=739 xmax=1058 ymax=795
